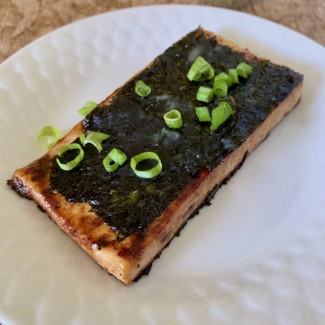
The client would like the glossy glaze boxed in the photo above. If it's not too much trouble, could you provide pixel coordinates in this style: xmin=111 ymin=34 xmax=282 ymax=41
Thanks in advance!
xmin=50 ymin=30 xmax=302 ymax=238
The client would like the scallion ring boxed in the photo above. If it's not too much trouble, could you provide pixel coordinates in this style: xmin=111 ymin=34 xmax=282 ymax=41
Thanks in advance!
xmin=38 ymin=125 xmax=61 ymax=150
xmin=187 ymin=56 xmax=214 ymax=82
xmin=56 ymin=143 xmax=84 ymax=171
xmin=103 ymin=148 xmax=127 ymax=173
xmin=228 ymin=68 xmax=239 ymax=84
xmin=83 ymin=132 xmax=110 ymax=152
xmin=78 ymin=101 xmax=97 ymax=116
xmin=135 ymin=80 xmax=151 ymax=97
xmin=196 ymin=86 xmax=214 ymax=103
xmin=214 ymin=72 xmax=232 ymax=86
xmin=103 ymin=156 xmax=119 ymax=172
xmin=210 ymin=102 xmax=234 ymax=132
xmin=195 ymin=106 xmax=211 ymax=122
xmin=163 ymin=109 xmax=183 ymax=129
xmin=213 ymin=79 xmax=228 ymax=97
xmin=130 ymin=152 xmax=162 ymax=179
xmin=236 ymin=62 xmax=253 ymax=78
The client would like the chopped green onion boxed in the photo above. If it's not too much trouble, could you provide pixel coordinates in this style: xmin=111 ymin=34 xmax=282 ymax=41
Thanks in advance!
xmin=130 ymin=152 xmax=162 ymax=179
xmin=83 ymin=132 xmax=110 ymax=152
xmin=195 ymin=106 xmax=211 ymax=122
xmin=196 ymin=86 xmax=214 ymax=103
xmin=103 ymin=156 xmax=119 ymax=172
xmin=108 ymin=148 xmax=127 ymax=165
xmin=135 ymin=80 xmax=151 ymax=97
xmin=214 ymin=72 xmax=232 ymax=86
xmin=236 ymin=62 xmax=253 ymax=78
xmin=38 ymin=125 xmax=61 ymax=149
xmin=103 ymin=148 xmax=127 ymax=173
xmin=213 ymin=79 xmax=228 ymax=97
xmin=78 ymin=101 xmax=97 ymax=116
xmin=56 ymin=143 xmax=84 ymax=171
xmin=187 ymin=56 xmax=214 ymax=82
xmin=163 ymin=109 xmax=183 ymax=129
xmin=210 ymin=102 xmax=234 ymax=132
xmin=228 ymin=69 xmax=239 ymax=84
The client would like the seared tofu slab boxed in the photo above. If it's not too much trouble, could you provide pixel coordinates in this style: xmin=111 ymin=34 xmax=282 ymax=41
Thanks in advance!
xmin=8 ymin=28 xmax=303 ymax=285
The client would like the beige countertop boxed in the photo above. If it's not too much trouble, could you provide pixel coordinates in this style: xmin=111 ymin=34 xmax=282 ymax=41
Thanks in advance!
xmin=0 ymin=0 xmax=324 ymax=63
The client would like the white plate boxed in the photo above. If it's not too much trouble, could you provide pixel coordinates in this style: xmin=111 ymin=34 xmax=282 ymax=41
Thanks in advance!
xmin=1 ymin=5 xmax=325 ymax=325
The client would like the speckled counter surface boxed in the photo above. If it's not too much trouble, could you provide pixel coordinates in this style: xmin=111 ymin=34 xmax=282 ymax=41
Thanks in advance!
xmin=0 ymin=0 xmax=324 ymax=63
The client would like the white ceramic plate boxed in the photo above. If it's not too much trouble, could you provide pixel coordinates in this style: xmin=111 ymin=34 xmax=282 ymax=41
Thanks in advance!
xmin=1 ymin=5 xmax=325 ymax=325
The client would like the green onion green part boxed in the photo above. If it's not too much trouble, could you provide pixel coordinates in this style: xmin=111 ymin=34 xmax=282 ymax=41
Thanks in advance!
xmin=135 ymin=80 xmax=151 ymax=97
xmin=214 ymin=72 xmax=232 ymax=86
xmin=103 ymin=148 xmax=127 ymax=173
xmin=213 ymin=79 xmax=228 ymax=97
xmin=228 ymin=68 xmax=239 ymax=84
xmin=195 ymin=106 xmax=211 ymax=122
xmin=108 ymin=148 xmax=127 ymax=165
xmin=38 ymin=125 xmax=61 ymax=150
xmin=196 ymin=86 xmax=214 ymax=103
xmin=103 ymin=156 xmax=119 ymax=172
xmin=56 ymin=143 xmax=84 ymax=171
xmin=130 ymin=152 xmax=162 ymax=179
xmin=236 ymin=62 xmax=253 ymax=78
xmin=84 ymin=132 xmax=110 ymax=152
xmin=163 ymin=109 xmax=183 ymax=129
xmin=187 ymin=56 xmax=214 ymax=82
xmin=78 ymin=101 xmax=98 ymax=116
xmin=210 ymin=102 xmax=234 ymax=132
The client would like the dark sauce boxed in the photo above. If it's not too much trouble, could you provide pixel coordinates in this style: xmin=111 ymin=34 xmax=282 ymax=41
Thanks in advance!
xmin=50 ymin=30 xmax=303 ymax=239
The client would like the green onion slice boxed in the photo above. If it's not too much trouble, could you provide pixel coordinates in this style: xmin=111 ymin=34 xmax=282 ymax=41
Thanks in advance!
xmin=210 ymin=102 xmax=234 ymax=132
xmin=195 ymin=106 xmax=211 ymax=122
xmin=213 ymin=79 xmax=228 ymax=97
xmin=78 ymin=101 xmax=98 ymax=116
xmin=187 ymin=56 xmax=214 ymax=82
xmin=196 ymin=86 xmax=214 ymax=103
xmin=236 ymin=62 xmax=253 ymax=78
xmin=103 ymin=148 xmax=127 ymax=173
xmin=83 ymin=132 xmax=110 ymax=152
xmin=103 ymin=156 xmax=119 ymax=172
xmin=135 ymin=80 xmax=151 ymax=97
xmin=56 ymin=143 xmax=84 ymax=171
xmin=163 ymin=109 xmax=183 ymax=129
xmin=130 ymin=152 xmax=162 ymax=179
xmin=214 ymin=72 xmax=232 ymax=86
xmin=38 ymin=125 xmax=61 ymax=149
xmin=228 ymin=68 xmax=239 ymax=84
xmin=108 ymin=148 xmax=127 ymax=165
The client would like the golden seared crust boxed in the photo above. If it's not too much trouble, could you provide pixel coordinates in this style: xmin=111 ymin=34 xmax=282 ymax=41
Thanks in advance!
xmin=8 ymin=29 xmax=303 ymax=285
